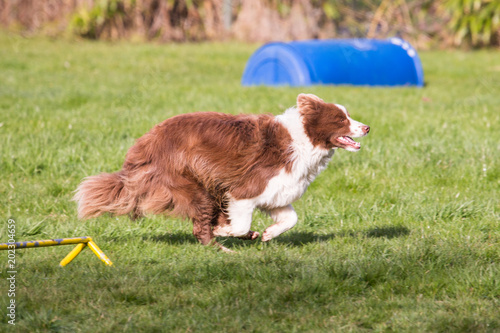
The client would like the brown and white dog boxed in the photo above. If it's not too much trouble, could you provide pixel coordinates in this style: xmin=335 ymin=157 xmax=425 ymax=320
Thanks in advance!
xmin=74 ymin=94 xmax=369 ymax=251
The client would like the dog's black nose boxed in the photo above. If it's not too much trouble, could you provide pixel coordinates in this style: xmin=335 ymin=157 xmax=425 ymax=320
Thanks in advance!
xmin=363 ymin=125 xmax=370 ymax=134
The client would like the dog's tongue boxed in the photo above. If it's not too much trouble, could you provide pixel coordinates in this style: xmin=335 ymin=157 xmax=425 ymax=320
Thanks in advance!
xmin=339 ymin=136 xmax=360 ymax=149
xmin=343 ymin=136 xmax=355 ymax=144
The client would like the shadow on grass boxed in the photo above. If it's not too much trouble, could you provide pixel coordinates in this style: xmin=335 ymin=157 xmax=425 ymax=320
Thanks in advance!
xmin=271 ymin=232 xmax=336 ymax=246
xmin=146 ymin=233 xmax=198 ymax=245
xmin=364 ymin=225 xmax=410 ymax=239
xmin=144 ymin=225 xmax=410 ymax=248
xmin=264 ymin=225 xmax=409 ymax=246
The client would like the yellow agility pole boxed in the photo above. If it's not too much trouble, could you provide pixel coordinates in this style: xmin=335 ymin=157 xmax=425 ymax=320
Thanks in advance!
xmin=86 ymin=240 xmax=113 ymax=267
xmin=59 ymin=243 xmax=87 ymax=267
xmin=0 ymin=236 xmax=113 ymax=267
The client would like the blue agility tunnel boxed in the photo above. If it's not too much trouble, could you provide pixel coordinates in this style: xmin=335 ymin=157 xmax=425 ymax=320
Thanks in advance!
xmin=241 ymin=38 xmax=424 ymax=87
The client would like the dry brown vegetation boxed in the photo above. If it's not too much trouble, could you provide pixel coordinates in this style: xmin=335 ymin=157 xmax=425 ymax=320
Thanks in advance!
xmin=1 ymin=0 xmax=499 ymax=48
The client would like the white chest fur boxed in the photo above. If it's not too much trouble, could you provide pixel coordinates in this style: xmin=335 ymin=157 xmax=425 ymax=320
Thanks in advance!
xmin=220 ymin=106 xmax=335 ymax=239
xmin=253 ymin=107 xmax=334 ymax=209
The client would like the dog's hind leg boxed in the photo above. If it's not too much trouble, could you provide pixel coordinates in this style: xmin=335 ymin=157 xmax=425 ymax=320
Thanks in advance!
xmin=261 ymin=204 xmax=297 ymax=242
xmin=189 ymin=192 xmax=235 ymax=253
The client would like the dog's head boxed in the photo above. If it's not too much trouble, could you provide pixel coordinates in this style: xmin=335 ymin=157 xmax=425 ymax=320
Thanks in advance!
xmin=297 ymin=94 xmax=370 ymax=152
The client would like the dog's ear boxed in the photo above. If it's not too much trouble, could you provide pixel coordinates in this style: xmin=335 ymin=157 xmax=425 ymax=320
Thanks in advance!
xmin=297 ymin=94 xmax=324 ymax=110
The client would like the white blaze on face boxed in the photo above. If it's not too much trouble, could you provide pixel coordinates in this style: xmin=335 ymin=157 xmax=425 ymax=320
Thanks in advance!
xmin=335 ymin=103 xmax=368 ymax=138
xmin=335 ymin=104 xmax=348 ymax=116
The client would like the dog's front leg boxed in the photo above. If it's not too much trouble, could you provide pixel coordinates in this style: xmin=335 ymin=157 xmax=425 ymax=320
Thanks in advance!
xmin=213 ymin=198 xmax=257 ymax=239
xmin=262 ymin=204 xmax=298 ymax=242
xmin=212 ymin=211 xmax=259 ymax=240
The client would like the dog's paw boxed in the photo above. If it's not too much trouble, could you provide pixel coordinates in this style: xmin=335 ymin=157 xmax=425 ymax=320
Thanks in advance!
xmin=249 ymin=230 xmax=260 ymax=240
xmin=261 ymin=231 xmax=273 ymax=242
xmin=238 ymin=230 xmax=260 ymax=240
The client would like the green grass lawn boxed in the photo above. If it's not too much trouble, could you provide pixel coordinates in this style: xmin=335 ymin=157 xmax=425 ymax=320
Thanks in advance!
xmin=0 ymin=32 xmax=499 ymax=332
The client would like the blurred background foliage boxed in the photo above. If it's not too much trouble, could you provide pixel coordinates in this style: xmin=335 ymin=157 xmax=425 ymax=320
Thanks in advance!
xmin=0 ymin=0 xmax=499 ymax=48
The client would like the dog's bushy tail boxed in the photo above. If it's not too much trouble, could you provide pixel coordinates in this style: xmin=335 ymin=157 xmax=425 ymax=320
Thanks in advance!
xmin=73 ymin=172 xmax=136 ymax=219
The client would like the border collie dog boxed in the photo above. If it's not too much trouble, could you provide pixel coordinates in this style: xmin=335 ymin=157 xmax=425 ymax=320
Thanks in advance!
xmin=74 ymin=94 xmax=369 ymax=251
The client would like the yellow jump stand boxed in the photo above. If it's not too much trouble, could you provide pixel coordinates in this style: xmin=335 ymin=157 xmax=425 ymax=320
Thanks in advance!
xmin=0 ymin=236 xmax=113 ymax=267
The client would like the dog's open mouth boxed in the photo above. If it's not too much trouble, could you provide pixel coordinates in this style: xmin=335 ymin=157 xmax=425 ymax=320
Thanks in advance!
xmin=335 ymin=136 xmax=361 ymax=151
